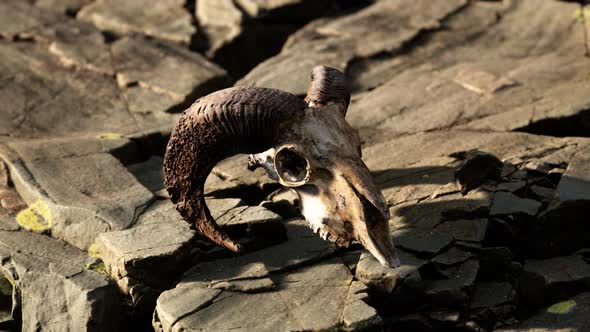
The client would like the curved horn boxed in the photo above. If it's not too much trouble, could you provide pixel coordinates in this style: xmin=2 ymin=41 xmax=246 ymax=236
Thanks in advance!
xmin=164 ymin=87 xmax=307 ymax=252
xmin=305 ymin=65 xmax=351 ymax=113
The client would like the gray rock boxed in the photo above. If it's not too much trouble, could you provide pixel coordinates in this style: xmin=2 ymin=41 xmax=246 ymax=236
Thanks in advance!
xmin=453 ymin=150 xmax=502 ymax=195
xmin=34 ymin=0 xmax=92 ymax=14
xmin=424 ymin=259 xmax=479 ymax=307
xmin=435 ymin=219 xmax=488 ymax=243
xmin=356 ymin=250 xmax=427 ymax=293
xmin=0 ymin=0 xmax=62 ymax=38
xmin=0 ymin=230 xmax=119 ymax=331
xmin=496 ymin=181 xmax=526 ymax=193
xmin=77 ymin=0 xmax=196 ymax=44
xmin=95 ymin=200 xmax=195 ymax=294
xmin=0 ymin=138 xmax=154 ymax=249
xmin=432 ymin=247 xmax=474 ymax=266
xmin=154 ymin=258 xmax=354 ymax=332
xmin=520 ymin=256 xmax=590 ymax=305
xmin=490 ymin=192 xmax=541 ymax=216
xmin=497 ymin=292 xmax=590 ymax=332
xmin=550 ymin=144 xmax=590 ymax=206
xmin=111 ymin=36 xmax=231 ymax=114
xmin=530 ymin=185 xmax=554 ymax=202
xmin=393 ymin=228 xmax=453 ymax=255
xmin=470 ymin=282 xmax=516 ymax=309
xmin=238 ymin=0 xmax=468 ymax=96
xmin=341 ymin=281 xmax=382 ymax=331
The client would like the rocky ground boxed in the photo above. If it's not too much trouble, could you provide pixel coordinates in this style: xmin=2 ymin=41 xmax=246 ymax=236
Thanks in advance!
xmin=0 ymin=0 xmax=589 ymax=331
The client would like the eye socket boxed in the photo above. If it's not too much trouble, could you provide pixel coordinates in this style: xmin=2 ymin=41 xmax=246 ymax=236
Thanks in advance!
xmin=274 ymin=147 xmax=310 ymax=186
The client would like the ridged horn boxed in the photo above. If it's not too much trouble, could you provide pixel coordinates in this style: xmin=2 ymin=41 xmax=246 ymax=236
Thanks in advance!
xmin=305 ymin=65 xmax=351 ymax=113
xmin=164 ymin=87 xmax=307 ymax=252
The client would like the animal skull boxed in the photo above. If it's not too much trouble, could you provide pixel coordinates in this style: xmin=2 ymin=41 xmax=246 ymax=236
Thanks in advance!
xmin=164 ymin=66 xmax=400 ymax=268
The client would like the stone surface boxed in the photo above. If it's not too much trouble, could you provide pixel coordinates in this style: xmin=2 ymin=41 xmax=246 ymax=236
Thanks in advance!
xmin=453 ymin=150 xmax=502 ymax=195
xmin=239 ymin=0 xmax=469 ymax=95
xmin=95 ymin=200 xmax=195 ymax=294
xmin=0 ymin=138 xmax=154 ymax=249
xmin=490 ymin=191 xmax=542 ymax=216
xmin=356 ymin=250 xmax=427 ymax=293
xmin=497 ymin=292 xmax=590 ymax=332
xmin=154 ymin=258 xmax=363 ymax=332
xmin=520 ymin=256 xmax=590 ymax=306
xmin=0 ymin=229 xmax=119 ymax=331
xmin=111 ymin=36 xmax=231 ymax=114
xmin=470 ymin=282 xmax=516 ymax=309
xmin=77 ymin=0 xmax=196 ymax=44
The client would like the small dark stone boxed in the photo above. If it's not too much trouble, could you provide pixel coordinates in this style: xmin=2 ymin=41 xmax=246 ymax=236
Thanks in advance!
xmin=490 ymin=192 xmax=541 ymax=216
xmin=453 ymin=150 xmax=503 ymax=195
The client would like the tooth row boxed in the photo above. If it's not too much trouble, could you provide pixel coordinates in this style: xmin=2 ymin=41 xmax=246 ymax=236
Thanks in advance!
xmin=307 ymin=224 xmax=352 ymax=247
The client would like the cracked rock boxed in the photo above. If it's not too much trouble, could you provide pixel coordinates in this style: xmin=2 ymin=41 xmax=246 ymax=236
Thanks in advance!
xmin=490 ymin=192 xmax=541 ymax=216
xmin=520 ymin=255 xmax=590 ymax=306
xmin=95 ymin=200 xmax=195 ymax=295
xmin=0 ymin=229 xmax=119 ymax=331
xmin=238 ymin=0 xmax=468 ymax=96
xmin=111 ymin=36 xmax=231 ymax=114
xmin=154 ymin=258 xmax=356 ymax=332
xmin=77 ymin=0 xmax=196 ymax=44
xmin=0 ymin=137 xmax=154 ymax=249
xmin=497 ymin=292 xmax=590 ymax=332
xmin=470 ymin=282 xmax=516 ymax=309
xmin=356 ymin=250 xmax=427 ymax=293
xmin=424 ymin=259 xmax=480 ymax=308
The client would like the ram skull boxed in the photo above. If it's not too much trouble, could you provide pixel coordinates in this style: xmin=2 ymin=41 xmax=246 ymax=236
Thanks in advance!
xmin=164 ymin=66 xmax=400 ymax=268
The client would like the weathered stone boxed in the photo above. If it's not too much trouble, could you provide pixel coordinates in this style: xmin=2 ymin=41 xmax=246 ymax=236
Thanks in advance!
xmin=530 ymin=185 xmax=554 ymax=202
xmin=497 ymin=292 xmax=590 ymax=332
xmin=470 ymin=282 xmax=516 ymax=309
xmin=341 ymin=280 xmax=382 ymax=331
xmin=154 ymin=258 xmax=353 ymax=332
xmin=424 ymin=259 xmax=479 ymax=307
xmin=0 ymin=41 xmax=146 ymax=138
xmin=34 ymin=0 xmax=92 ymax=14
xmin=490 ymin=192 xmax=541 ymax=216
xmin=393 ymin=228 xmax=453 ymax=255
xmin=435 ymin=218 xmax=488 ymax=243
xmin=239 ymin=0 xmax=468 ymax=96
xmin=111 ymin=36 xmax=231 ymax=114
xmin=217 ymin=205 xmax=284 ymax=243
xmin=496 ymin=181 xmax=526 ymax=193
xmin=432 ymin=247 xmax=474 ymax=266
xmin=0 ymin=138 xmax=154 ymax=249
xmin=0 ymin=0 xmax=62 ymax=38
xmin=454 ymin=150 xmax=502 ymax=195
xmin=95 ymin=200 xmax=195 ymax=294
xmin=550 ymin=144 xmax=590 ymax=206
xmin=0 ymin=230 xmax=119 ymax=331
xmin=520 ymin=256 xmax=590 ymax=305
xmin=356 ymin=250 xmax=427 ymax=293
xmin=77 ymin=0 xmax=196 ymax=44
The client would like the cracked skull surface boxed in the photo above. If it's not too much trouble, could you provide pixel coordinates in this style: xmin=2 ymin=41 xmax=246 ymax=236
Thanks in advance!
xmin=164 ymin=65 xmax=400 ymax=268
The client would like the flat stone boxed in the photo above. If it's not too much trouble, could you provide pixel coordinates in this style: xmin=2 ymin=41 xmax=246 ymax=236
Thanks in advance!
xmin=154 ymin=259 xmax=354 ymax=332
xmin=424 ymin=259 xmax=479 ymax=307
xmin=550 ymin=144 xmax=590 ymax=206
xmin=435 ymin=218 xmax=488 ymax=243
xmin=0 ymin=138 xmax=154 ymax=249
xmin=34 ymin=0 xmax=92 ymax=14
xmin=342 ymin=281 xmax=383 ymax=332
xmin=217 ymin=205 xmax=283 ymax=239
xmin=432 ymin=247 xmax=474 ymax=266
xmin=497 ymin=292 xmax=590 ymax=332
xmin=496 ymin=181 xmax=526 ymax=193
xmin=111 ymin=36 xmax=230 ymax=114
xmin=0 ymin=41 xmax=148 ymax=138
xmin=520 ymin=256 xmax=590 ymax=305
xmin=95 ymin=200 xmax=195 ymax=294
xmin=470 ymin=282 xmax=516 ymax=309
xmin=0 ymin=0 xmax=62 ymax=38
xmin=356 ymin=250 xmax=427 ymax=293
xmin=238 ymin=0 xmax=468 ymax=96
xmin=0 ymin=230 xmax=119 ymax=331
xmin=490 ymin=192 xmax=541 ymax=216
xmin=77 ymin=0 xmax=196 ymax=44
xmin=393 ymin=228 xmax=453 ymax=255
xmin=530 ymin=185 xmax=554 ymax=202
